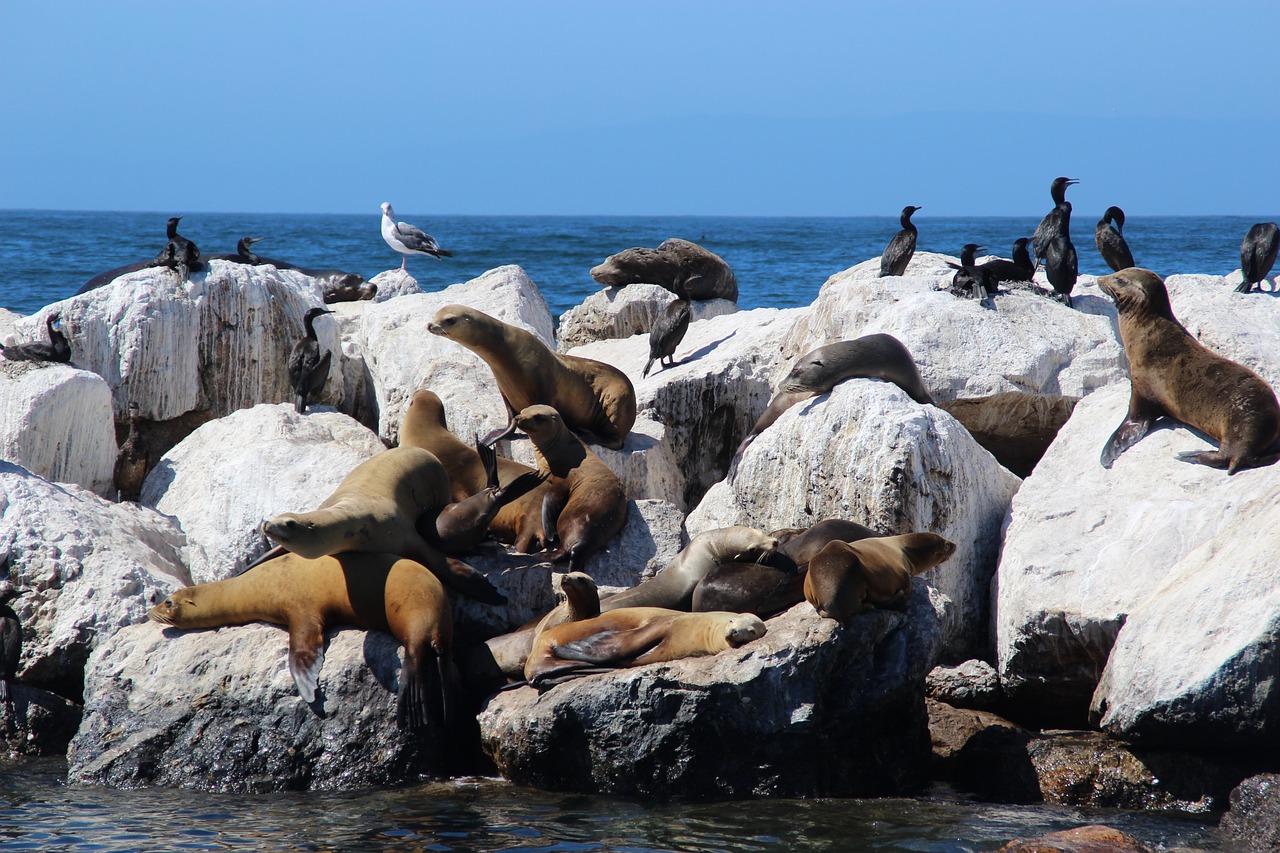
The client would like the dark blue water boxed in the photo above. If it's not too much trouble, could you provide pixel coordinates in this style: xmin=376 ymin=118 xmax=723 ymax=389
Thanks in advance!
xmin=0 ymin=210 xmax=1271 ymax=318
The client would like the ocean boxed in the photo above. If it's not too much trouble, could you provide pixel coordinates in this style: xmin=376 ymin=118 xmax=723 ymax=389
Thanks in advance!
xmin=0 ymin=210 xmax=1260 ymax=851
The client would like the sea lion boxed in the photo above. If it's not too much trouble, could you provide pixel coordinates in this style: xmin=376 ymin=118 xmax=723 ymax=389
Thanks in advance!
xmin=149 ymin=551 xmax=452 ymax=729
xmin=803 ymin=532 xmax=956 ymax=625
xmin=1098 ymin=268 xmax=1280 ymax=473
xmin=260 ymin=446 xmax=505 ymax=604
xmin=524 ymin=607 xmax=767 ymax=690
xmin=315 ymin=271 xmax=376 ymax=303
xmin=429 ymin=440 xmax=546 ymax=555
xmin=600 ymin=525 xmax=786 ymax=612
xmin=589 ymin=238 xmax=738 ymax=301
xmin=737 ymin=334 xmax=934 ymax=455
xmin=774 ymin=519 xmax=881 ymax=567
xmin=428 ymin=304 xmax=636 ymax=450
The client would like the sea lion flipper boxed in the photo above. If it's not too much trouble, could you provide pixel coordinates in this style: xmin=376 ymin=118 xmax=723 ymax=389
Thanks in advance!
xmin=541 ymin=489 xmax=567 ymax=548
xmin=396 ymin=649 xmax=444 ymax=731
xmin=287 ymin=621 xmax=326 ymax=703
xmin=441 ymin=555 xmax=506 ymax=605
xmin=241 ymin=544 xmax=289 ymax=574
xmin=1100 ymin=416 xmax=1155 ymax=468
xmin=554 ymin=621 xmax=667 ymax=665
xmin=494 ymin=470 xmax=548 ymax=508
xmin=475 ymin=435 xmax=499 ymax=489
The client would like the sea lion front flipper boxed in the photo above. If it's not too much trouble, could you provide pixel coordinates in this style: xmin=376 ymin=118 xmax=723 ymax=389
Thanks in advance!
xmin=397 ymin=648 xmax=444 ymax=731
xmin=409 ymin=537 xmax=507 ymax=605
xmin=475 ymin=435 xmax=499 ymax=489
xmin=541 ymin=489 xmax=568 ymax=549
xmin=1100 ymin=416 xmax=1155 ymax=468
xmin=553 ymin=621 xmax=668 ymax=665
xmin=287 ymin=619 xmax=327 ymax=703
xmin=494 ymin=470 xmax=548 ymax=508
xmin=241 ymin=544 xmax=289 ymax=574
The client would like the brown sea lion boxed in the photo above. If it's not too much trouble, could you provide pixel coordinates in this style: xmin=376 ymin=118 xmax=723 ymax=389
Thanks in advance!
xmin=589 ymin=238 xmax=738 ymax=301
xmin=804 ymin=532 xmax=956 ymax=625
xmin=429 ymin=440 xmax=547 ymax=555
xmin=259 ymin=446 xmax=505 ymax=604
xmin=427 ymin=304 xmax=636 ymax=449
xmin=148 ymin=552 xmax=452 ymax=729
xmin=774 ymin=519 xmax=882 ymax=567
xmin=1098 ymin=268 xmax=1280 ymax=473
xmin=736 ymin=334 xmax=935 ymax=456
xmin=524 ymin=607 xmax=767 ymax=690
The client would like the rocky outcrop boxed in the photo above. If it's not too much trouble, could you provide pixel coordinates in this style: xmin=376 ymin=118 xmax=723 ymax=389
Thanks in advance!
xmin=67 ymin=621 xmax=441 ymax=791
xmin=0 ymin=362 xmax=116 ymax=496
xmin=140 ymin=405 xmax=387 ymax=584
xmin=0 ymin=684 xmax=83 ymax=756
xmin=926 ymin=659 xmax=1003 ymax=710
xmin=556 ymin=283 xmax=737 ymax=351
xmin=479 ymin=588 xmax=940 ymax=799
xmin=1220 ymin=774 xmax=1280 ymax=853
xmin=688 ymin=380 xmax=1021 ymax=659
xmin=369 ymin=268 xmax=424 ymax=302
xmin=936 ymin=392 xmax=1078 ymax=478
xmin=589 ymin=239 xmax=738 ymax=302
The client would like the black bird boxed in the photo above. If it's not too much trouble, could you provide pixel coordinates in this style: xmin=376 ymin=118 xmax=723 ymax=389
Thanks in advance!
xmin=153 ymin=216 xmax=202 ymax=282
xmin=288 ymin=307 xmax=334 ymax=413
xmin=1032 ymin=177 xmax=1079 ymax=262
xmin=232 ymin=236 xmax=265 ymax=264
xmin=948 ymin=244 xmax=994 ymax=303
xmin=642 ymin=276 xmax=696 ymax=378
xmin=0 ymin=585 xmax=21 ymax=706
xmin=1095 ymin=206 xmax=1135 ymax=272
xmin=978 ymin=238 xmax=1036 ymax=285
xmin=1236 ymin=222 xmax=1280 ymax=294
xmin=114 ymin=401 xmax=148 ymax=502
xmin=879 ymin=205 xmax=922 ymax=277
xmin=1 ymin=313 xmax=71 ymax=363
xmin=1043 ymin=232 xmax=1078 ymax=307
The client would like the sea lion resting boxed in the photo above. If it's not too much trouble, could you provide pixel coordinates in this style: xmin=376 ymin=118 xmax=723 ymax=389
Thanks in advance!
xmin=524 ymin=607 xmax=767 ymax=690
xmin=148 ymin=552 xmax=452 ymax=729
xmin=429 ymin=440 xmax=547 ymax=555
xmin=804 ymin=533 xmax=956 ymax=625
xmin=1098 ymin=268 xmax=1280 ymax=473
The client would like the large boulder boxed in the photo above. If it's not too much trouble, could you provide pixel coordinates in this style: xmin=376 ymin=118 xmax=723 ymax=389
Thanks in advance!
xmin=140 ymin=404 xmax=387 ymax=584
xmin=0 ymin=684 xmax=83 ymax=756
xmin=556 ymin=283 xmax=737 ymax=351
xmin=369 ymin=268 xmax=424 ymax=302
xmin=67 ymin=621 xmax=440 ymax=791
xmin=0 ymin=362 xmax=116 ymax=496
xmin=688 ymin=380 xmax=1021 ymax=659
xmin=589 ymin=238 xmax=738 ymax=301
xmin=1164 ymin=273 xmax=1280 ymax=387
xmin=479 ymin=586 xmax=940 ymax=798
xmin=0 ymin=463 xmax=191 ymax=699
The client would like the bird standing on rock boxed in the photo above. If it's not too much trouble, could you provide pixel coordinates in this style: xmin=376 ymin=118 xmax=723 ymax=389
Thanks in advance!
xmin=643 ymin=275 xmax=696 ymax=378
xmin=380 ymin=202 xmax=453 ymax=270
xmin=879 ymin=205 xmax=922 ymax=277
xmin=1 ymin=313 xmax=71 ymax=363
xmin=288 ymin=307 xmax=334 ymax=413
xmin=1095 ymin=206 xmax=1135 ymax=272
xmin=1032 ymin=177 xmax=1079 ymax=306
xmin=153 ymin=216 xmax=201 ymax=282
xmin=1237 ymin=222 xmax=1279 ymax=294
xmin=0 ymin=584 xmax=22 ymax=707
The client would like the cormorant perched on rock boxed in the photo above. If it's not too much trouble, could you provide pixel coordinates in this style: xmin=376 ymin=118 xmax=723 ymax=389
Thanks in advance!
xmin=153 ymin=216 xmax=202 ymax=282
xmin=1043 ymin=232 xmax=1078 ymax=307
xmin=978 ymin=238 xmax=1036 ymax=285
xmin=879 ymin=205 xmax=922 ymax=277
xmin=1 ymin=313 xmax=70 ymax=363
xmin=1095 ymin=206 xmax=1135 ymax=272
xmin=948 ymin=244 xmax=994 ymax=303
xmin=288 ymin=307 xmax=334 ymax=413
xmin=1032 ymin=177 xmax=1079 ymax=262
xmin=381 ymin=202 xmax=452 ymax=269
xmin=231 ymin=236 xmax=265 ymax=264
xmin=114 ymin=402 xmax=148 ymax=502
xmin=0 ymin=584 xmax=21 ymax=706
xmin=1236 ymin=222 xmax=1280 ymax=294
xmin=642 ymin=276 xmax=696 ymax=378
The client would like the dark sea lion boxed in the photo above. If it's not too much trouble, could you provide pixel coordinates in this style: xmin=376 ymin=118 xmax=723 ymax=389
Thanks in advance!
xmin=76 ymin=260 xmax=161 ymax=295
xmin=524 ymin=607 xmax=767 ymax=690
xmin=149 ymin=551 xmax=452 ymax=729
xmin=287 ymin=307 xmax=333 ymax=414
xmin=1 ymin=313 xmax=70 ymax=364
xmin=429 ymin=440 xmax=546 ymax=555
xmin=1098 ymin=268 xmax=1280 ymax=473
xmin=690 ymin=561 xmax=803 ymax=617
xmin=113 ymin=402 xmax=148 ymax=502
xmin=804 ymin=532 xmax=956 ymax=625
xmin=737 ymin=334 xmax=934 ymax=455
xmin=428 ymin=304 xmax=636 ymax=450
xmin=314 ymin=271 xmax=376 ymax=303
xmin=590 ymin=238 xmax=737 ymax=301
xmin=774 ymin=519 xmax=881 ymax=568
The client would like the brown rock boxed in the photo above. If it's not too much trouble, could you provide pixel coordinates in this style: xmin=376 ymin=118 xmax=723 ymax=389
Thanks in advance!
xmin=998 ymin=824 xmax=1154 ymax=853
xmin=1219 ymin=774 xmax=1280 ymax=852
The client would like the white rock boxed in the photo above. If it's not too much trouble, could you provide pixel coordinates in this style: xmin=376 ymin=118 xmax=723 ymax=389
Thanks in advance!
xmin=1165 ymin=273 xmax=1280 ymax=388
xmin=0 ymin=463 xmax=191 ymax=692
xmin=140 ymin=404 xmax=387 ymax=583
xmin=369 ymin=268 xmax=425 ymax=302
xmin=556 ymin=283 xmax=738 ymax=351
xmin=0 ymin=308 xmax=21 ymax=344
xmin=0 ymin=362 xmax=116 ymax=496
xmin=687 ymin=380 xmax=1020 ymax=658
xmin=777 ymin=254 xmax=1126 ymax=401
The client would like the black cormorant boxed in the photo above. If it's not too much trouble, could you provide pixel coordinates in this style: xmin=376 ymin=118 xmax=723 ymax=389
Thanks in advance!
xmin=879 ymin=205 xmax=922 ymax=277
xmin=1 ymin=313 xmax=71 ymax=363
xmin=1043 ymin=232 xmax=1078 ymax=307
xmin=1236 ymin=222 xmax=1280 ymax=294
xmin=114 ymin=402 xmax=148 ymax=502
xmin=153 ymin=216 xmax=202 ymax=282
xmin=288 ymin=307 xmax=334 ymax=413
xmin=978 ymin=238 xmax=1036 ymax=284
xmin=0 ymin=585 xmax=21 ymax=706
xmin=1095 ymin=206 xmax=1135 ymax=272
xmin=1032 ymin=177 xmax=1079 ymax=262
xmin=948 ymin=243 xmax=994 ymax=303
xmin=643 ymin=276 xmax=696 ymax=378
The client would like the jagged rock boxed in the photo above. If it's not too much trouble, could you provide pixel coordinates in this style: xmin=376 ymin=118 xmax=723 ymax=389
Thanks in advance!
xmin=556 ymin=283 xmax=737 ymax=351
xmin=777 ymin=254 xmax=1125 ymax=402
xmin=926 ymin=659 xmax=1003 ymax=710
xmin=322 ymin=300 xmax=378 ymax=429
xmin=995 ymin=384 xmax=1280 ymax=723
xmin=478 ymin=586 xmax=940 ymax=798
xmin=688 ymin=380 xmax=1020 ymax=659
xmin=589 ymin=238 xmax=738 ymax=301
xmin=361 ymin=265 xmax=556 ymax=445
xmin=997 ymin=825 xmax=1155 ymax=853
xmin=140 ymin=405 xmax=387 ymax=584
xmin=369 ymin=268 xmax=424 ymax=302
xmin=0 ymin=683 xmax=83 ymax=756
xmin=0 ymin=463 xmax=191 ymax=699
xmin=0 ymin=362 xmax=116 ymax=495
xmin=0 ymin=308 xmax=20 ymax=343
xmin=1220 ymin=775 xmax=1280 ymax=853
xmin=67 ymin=621 xmax=439 ymax=792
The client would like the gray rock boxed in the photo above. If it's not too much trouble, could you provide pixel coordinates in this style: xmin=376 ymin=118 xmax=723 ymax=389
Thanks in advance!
xmin=1220 ymin=774 xmax=1280 ymax=853
xmin=369 ymin=268 xmax=425 ymax=302
xmin=589 ymin=238 xmax=738 ymax=302
xmin=0 ymin=683 xmax=83 ymax=756
xmin=556 ymin=283 xmax=737 ymax=351
xmin=926 ymin=660 xmax=1002 ymax=710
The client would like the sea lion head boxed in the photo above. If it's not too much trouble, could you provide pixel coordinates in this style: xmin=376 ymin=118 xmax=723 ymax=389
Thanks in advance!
xmin=427 ymin=304 xmax=493 ymax=345
xmin=261 ymin=513 xmax=332 ymax=559
xmin=898 ymin=532 xmax=957 ymax=573
xmin=402 ymin=389 xmax=448 ymax=445
xmin=557 ymin=571 xmax=599 ymax=611
xmin=513 ymin=405 xmax=564 ymax=442
xmin=1098 ymin=268 xmax=1174 ymax=320
xmin=148 ymin=587 xmax=202 ymax=627
xmin=724 ymin=613 xmax=767 ymax=646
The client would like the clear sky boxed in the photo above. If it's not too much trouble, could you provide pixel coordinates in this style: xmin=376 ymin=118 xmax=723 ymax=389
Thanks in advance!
xmin=3 ymin=1 xmax=1277 ymax=217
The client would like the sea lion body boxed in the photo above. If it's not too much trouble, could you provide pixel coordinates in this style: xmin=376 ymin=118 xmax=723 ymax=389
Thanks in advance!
xmin=589 ymin=238 xmax=738 ymax=301
xmin=690 ymin=561 xmax=804 ymax=616
xmin=148 ymin=552 xmax=452 ymax=729
xmin=804 ymin=532 xmax=956 ymax=625
xmin=774 ymin=519 xmax=881 ymax=567
xmin=524 ymin=607 xmax=766 ymax=689
xmin=1098 ymin=268 xmax=1280 ymax=473
xmin=428 ymin=305 xmax=636 ymax=449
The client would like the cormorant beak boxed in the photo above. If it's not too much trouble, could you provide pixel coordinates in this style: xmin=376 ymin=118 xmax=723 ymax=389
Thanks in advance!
xmin=247 ymin=237 xmax=265 ymax=245
xmin=1066 ymin=179 xmax=1080 ymax=186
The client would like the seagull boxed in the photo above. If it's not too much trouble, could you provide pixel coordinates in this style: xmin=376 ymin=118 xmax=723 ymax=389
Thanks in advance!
xmin=380 ymin=202 xmax=452 ymax=270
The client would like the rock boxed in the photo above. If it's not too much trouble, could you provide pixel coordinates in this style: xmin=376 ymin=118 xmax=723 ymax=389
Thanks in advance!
xmin=556 ymin=283 xmax=737 ymax=351
xmin=0 ymin=683 xmax=83 ymax=756
xmin=140 ymin=405 xmax=387 ymax=584
xmin=589 ymin=238 xmax=738 ymax=302
xmin=369 ymin=268 xmax=424 ymax=302
xmin=322 ymin=300 xmax=379 ymax=429
xmin=0 ymin=362 xmax=116 ymax=496
xmin=0 ymin=462 xmax=191 ymax=699
xmin=937 ymin=392 xmax=1078 ymax=478
xmin=0 ymin=307 xmax=20 ymax=343
xmin=688 ymin=380 xmax=1021 ymax=659
xmin=927 ymin=699 xmax=1038 ymax=802
xmin=777 ymin=254 xmax=1126 ymax=402
xmin=1220 ymin=774 xmax=1280 ymax=853
xmin=995 ymin=384 xmax=1280 ymax=723
xmin=478 ymin=586 xmax=940 ymax=798
xmin=926 ymin=659 xmax=1003 ymax=710
xmin=1165 ymin=273 xmax=1280 ymax=388
xmin=997 ymin=825 xmax=1155 ymax=853
xmin=361 ymin=265 xmax=555 ymax=445
xmin=67 ymin=621 xmax=441 ymax=792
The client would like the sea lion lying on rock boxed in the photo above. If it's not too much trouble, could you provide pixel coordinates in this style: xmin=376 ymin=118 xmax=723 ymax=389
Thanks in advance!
xmin=804 ymin=532 xmax=956 ymax=625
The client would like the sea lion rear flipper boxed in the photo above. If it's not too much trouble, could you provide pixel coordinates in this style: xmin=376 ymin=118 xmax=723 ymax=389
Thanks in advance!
xmin=241 ymin=544 xmax=289 ymax=574
xmin=553 ymin=621 xmax=668 ymax=665
xmin=287 ymin=621 xmax=326 ymax=703
xmin=415 ymin=543 xmax=507 ymax=605
xmin=480 ymin=417 xmax=520 ymax=447
xmin=529 ymin=665 xmax=615 ymax=692
xmin=475 ymin=435 xmax=499 ymax=489
xmin=493 ymin=470 xmax=548 ymax=508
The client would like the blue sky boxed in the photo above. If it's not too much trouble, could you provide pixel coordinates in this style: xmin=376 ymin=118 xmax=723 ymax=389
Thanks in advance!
xmin=3 ymin=2 xmax=1277 ymax=216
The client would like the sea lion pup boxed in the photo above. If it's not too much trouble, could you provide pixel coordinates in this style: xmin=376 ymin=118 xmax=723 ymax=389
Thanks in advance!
xmin=1098 ymin=268 xmax=1280 ymax=473
xmin=149 ymin=552 xmax=452 ymax=730
xmin=600 ymin=525 xmax=786 ymax=612
xmin=429 ymin=440 xmax=547 ymax=555
xmin=259 ymin=446 xmax=505 ymax=604
xmin=524 ymin=607 xmax=767 ymax=690
xmin=804 ymin=532 xmax=956 ymax=625
xmin=736 ymin=334 xmax=934 ymax=456
xmin=427 ymin=304 xmax=636 ymax=450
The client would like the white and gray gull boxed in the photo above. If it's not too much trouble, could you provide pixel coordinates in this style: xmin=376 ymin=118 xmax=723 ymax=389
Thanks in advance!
xmin=380 ymin=202 xmax=453 ymax=269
